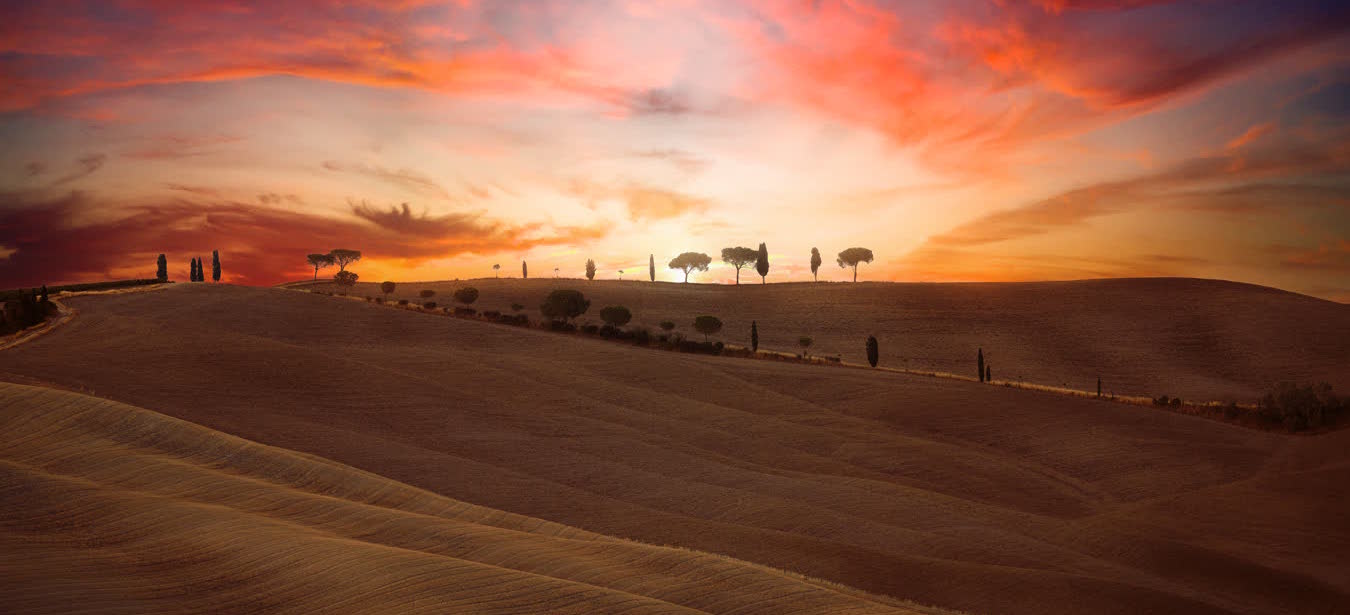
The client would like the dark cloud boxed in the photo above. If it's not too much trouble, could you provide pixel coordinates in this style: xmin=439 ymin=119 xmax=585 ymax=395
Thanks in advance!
xmin=0 ymin=192 xmax=612 ymax=288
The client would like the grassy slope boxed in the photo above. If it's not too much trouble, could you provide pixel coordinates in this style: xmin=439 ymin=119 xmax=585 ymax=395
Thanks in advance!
xmin=302 ymin=277 xmax=1350 ymax=402
xmin=2 ymin=283 xmax=1348 ymax=614
xmin=0 ymin=382 xmax=939 ymax=615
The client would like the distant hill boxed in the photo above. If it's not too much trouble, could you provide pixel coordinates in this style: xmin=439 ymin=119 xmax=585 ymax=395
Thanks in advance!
xmin=298 ymin=276 xmax=1350 ymax=402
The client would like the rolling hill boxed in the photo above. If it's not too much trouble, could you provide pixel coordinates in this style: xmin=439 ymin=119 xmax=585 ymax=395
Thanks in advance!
xmin=0 ymin=382 xmax=941 ymax=614
xmin=2 ymin=283 xmax=1348 ymax=614
xmin=301 ymin=277 xmax=1350 ymax=403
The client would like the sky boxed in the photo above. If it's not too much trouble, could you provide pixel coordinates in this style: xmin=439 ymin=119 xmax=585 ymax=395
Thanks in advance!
xmin=1 ymin=0 xmax=1348 ymax=300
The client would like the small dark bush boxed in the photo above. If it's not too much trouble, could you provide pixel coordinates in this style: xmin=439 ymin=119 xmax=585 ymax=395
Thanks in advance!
xmin=693 ymin=315 xmax=722 ymax=341
xmin=482 ymin=310 xmax=501 ymax=319
xmin=599 ymin=305 xmax=632 ymax=327
xmin=1153 ymin=395 xmax=1171 ymax=406
xmin=657 ymin=334 xmax=669 ymax=343
xmin=454 ymin=307 xmax=476 ymax=317
xmin=375 ymin=297 xmax=384 ymax=304
xmin=1224 ymin=403 xmax=1241 ymax=419
xmin=659 ymin=321 xmax=675 ymax=332
xmin=365 ymin=295 xmax=373 ymax=301
xmin=1259 ymin=382 xmax=1343 ymax=431
xmin=453 ymin=287 xmax=480 ymax=306
xmin=397 ymin=299 xmax=409 ymax=306
xmin=497 ymin=313 xmax=529 ymax=326
xmin=548 ymin=320 xmax=577 ymax=332
xmin=510 ymin=303 xmax=525 ymax=312
xmin=675 ymin=340 xmax=722 ymax=355
xmin=1169 ymin=397 xmax=1182 ymax=407
xmin=420 ymin=289 xmax=436 ymax=299
xmin=541 ymin=289 xmax=589 ymax=323
xmin=423 ymin=301 xmax=437 ymax=309
xmin=632 ymin=328 xmax=650 ymax=346
xmin=581 ymin=324 xmax=600 ymax=335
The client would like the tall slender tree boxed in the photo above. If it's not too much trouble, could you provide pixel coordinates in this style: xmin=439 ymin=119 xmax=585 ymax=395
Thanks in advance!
xmin=156 ymin=254 xmax=168 ymax=281
xmin=866 ymin=335 xmax=879 ymax=367
xmin=198 ymin=257 xmax=204 ymax=281
xmin=810 ymin=248 xmax=822 ymax=282
xmin=189 ymin=258 xmax=197 ymax=282
xmin=585 ymin=258 xmax=596 ymax=280
xmin=649 ymin=254 xmax=655 ymax=282
xmin=750 ymin=320 xmax=759 ymax=353
xmin=755 ymin=242 xmax=769 ymax=284
xmin=493 ymin=263 xmax=500 ymax=278
xmin=522 ymin=261 xmax=528 ymax=279
xmin=978 ymin=348 xmax=985 ymax=383
xmin=211 ymin=250 xmax=221 ymax=282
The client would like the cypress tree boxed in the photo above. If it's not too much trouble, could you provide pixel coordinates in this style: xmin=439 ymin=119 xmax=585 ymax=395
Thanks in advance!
xmin=189 ymin=258 xmax=197 ymax=282
xmin=978 ymin=348 xmax=985 ymax=383
xmin=522 ymin=261 xmax=528 ymax=279
xmin=866 ymin=335 xmax=879 ymax=367
xmin=156 ymin=254 xmax=168 ymax=281
xmin=986 ymin=364 xmax=991 ymax=383
xmin=649 ymin=254 xmax=655 ymax=282
xmin=1097 ymin=377 xmax=1102 ymax=398
xmin=755 ymin=242 xmax=769 ymax=284
xmin=212 ymin=250 xmax=221 ymax=282
xmin=750 ymin=320 xmax=759 ymax=353
xmin=198 ymin=257 xmax=204 ymax=282
xmin=40 ymin=285 xmax=48 ymax=303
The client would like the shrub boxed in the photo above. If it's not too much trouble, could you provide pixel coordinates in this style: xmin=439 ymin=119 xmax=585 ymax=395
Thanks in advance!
xmin=581 ymin=324 xmax=600 ymax=335
xmin=374 ymin=297 xmax=384 ymax=304
xmin=693 ymin=315 xmax=722 ymax=341
xmin=498 ymin=313 xmax=529 ymax=327
xmin=675 ymin=340 xmax=723 ymax=355
xmin=632 ymin=327 xmax=651 ymax=346
xmin=482 ymin=310 xmax=501 ymax=319
xmin=397 ymin=299 xmax=409 ymax=306
xmin=866 ymin=335 xmax=879 ymax=367
xmin=750 ymin=321 xmax=758 ymax=352
xmin=510 ymin=303 xmax=525 ymax=312
xmin=453 ymin=287 xmax=479 ymax=306
xmin=423 ymin=301 xmax=437 ymax=309
xmin=798 ymin=336 xmax=813 ymax=356
xmin=541 ymin=289 xmax=589 ymax=323
xmin=420 ymin=289 xmax=436 ymax=299
xmin=381 ymin=281 xmax=396 ymax=296
xmin=454 ymin=307 xmax=477 ymax=317
xmin=599 ymin=305 xmax=632 ymax=327
xmin=659 ymin=321 xmax=675 ymax=332
xmin=333 ymin=270 xmax=359 ymax=286
xmin=548 ymin=320 xmax=577 ymax=332
xmin=1258 ymin=382 xmax=1343 ymax=431
xmin=1153 ymin=395 xmax=1170 ymax=406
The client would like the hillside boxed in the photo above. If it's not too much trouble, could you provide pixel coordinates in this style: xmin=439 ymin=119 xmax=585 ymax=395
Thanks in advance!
xmin=0 ymin=382 xmax=938 ymax=614
xmin=2 ymin=283 xmax=1348 ymax=614
xmin=301 ymin=277 xmax=1350 ymax=402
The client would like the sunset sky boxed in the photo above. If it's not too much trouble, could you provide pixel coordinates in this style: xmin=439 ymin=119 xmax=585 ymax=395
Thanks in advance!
xmin=2 ymin=0 xmax=1348 ymax=299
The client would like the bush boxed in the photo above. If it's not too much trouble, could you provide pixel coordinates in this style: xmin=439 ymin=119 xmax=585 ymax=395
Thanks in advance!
xmin=659 ymin=321 xmax=675 ymax=332
xmin=1259 ymin=382 xmax=1343 ymax=431
xmin=693 ymin=315 xmax=722 ymax=341
xmin=548 ymin=320 xmax=577 ymax=332
xmin=380 ymin=281 xmax=395 ymax=295
xmin=420 ymin=289 xmax=436 ymax=299
xmin=375 ymin=297 xmax=384 ymax=304
xmin=510 ymin=303 xmax=525 ymax=312
xmin=866 ymin=335 xmax=879 ymax=367
xmin=541 ymin=289 xmax=590 ymax=323
xmin=581 ymin=324 xmax=600 ymax=335
xmin=632 ymin=327 xmax=651 ymax=346
xmin=1153 ymin=395 xmax=1171 ymax=406
xmin=453 ymin=287 xmax=479 ymax=306
xmin=676 ymin=340 xmax=723 ymax=355
xmin=599 ymin=305 xmax=632 ymax=327
xmin=454 ymin=307 xmax=476 ymax=317
xmin=798 ymin=336 xmax=813 ymax=356
xmin=423 ymin=301 xmax=437 ymax=309
xmin=482 ymin=310 xmax=501 ymax=319
xmin=397 ymin=299 xmax=409 ymax=306
xmin=497 ymin=313 xmax=529 ymax=327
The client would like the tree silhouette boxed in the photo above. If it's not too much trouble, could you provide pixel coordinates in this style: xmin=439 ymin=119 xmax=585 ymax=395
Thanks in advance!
xmin=553 ymin=267 xmax=559 ymax=278
xmin=986 ymin=364 xmax=992 ymax=383
xmin=866 ymin=335 xmax=879 ymax=367
xmin=836 ymin=247 xmax=874 ymax=282
xmin=541 ymin=289 xmax=589 ymax=322
xmin=189 ymin=258 xmax=198 ymax=282
xmin=599 ymin=305 xmax=632 ymax=327
xmin=211 ymin=250 xmax=221 ymax=282
xmin=720 ymin=247 xmax=757 ymax=284
xmin=522 ymin=261 xmax=528 ymax=279
xmin=668 ymin=252 xmax=711 ymax=283
xmin=493 ymin=263 xmax=500 ymax=278
xmin=649 ymin=254 xmax=655 ymax=282
xmin=40 ymin=285 xmax=48 ymax=303
xmin=585 ymin=259 xmax=596 ymax=281
xmin=380 ymin=281 xmax=396 ymax=297
xmin=328 ymin=249 xmax=361 ymax=273
xmin=659 ymin=321 xmax=676 ymax=332
xmin=755 ymin=242 xmax=769 ymax=284
xmin=798 ymin=336 xmax=813 ymax=357
xmin=750 ymin=320 xmax=759 ymax=352
xmin=693 ymin=315 xmax=722 ymax=341
xmin=419 ymin=289 xmax=436 ymax=299
xmin=978 ymin=348 xmax=985 ymax=383
xmin=307 ymin=253 xmax=336 ymax=280
xmin=156 ymin=254 xmax=168 ymax=281
xmin=810 ymin=248 xmax=822 ymax=282
xmin=197 ymin=256 xmax=204 ymax=281
xmin=334 ymin=270 xmax=358 ymax=287
xmin=1097 ymin=377 xmax=1102 ymax=398
xmin=618 ymin=269 xmax=624 ymax=280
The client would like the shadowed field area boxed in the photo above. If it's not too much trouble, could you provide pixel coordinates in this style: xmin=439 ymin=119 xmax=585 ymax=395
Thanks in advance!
xmin=2 ymin=283 xmax=1348 ymax=614
xmin=304 ymin=277 xmax=1350 ymax=402
xmin=0 ymin=382 xmax=941 ymax=615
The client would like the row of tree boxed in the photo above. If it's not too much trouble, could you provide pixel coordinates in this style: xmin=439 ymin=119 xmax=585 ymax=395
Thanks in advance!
xmin=663 ymin=246 xmax=873 ymax=284
xmin=155 ymin=251 xmax=220 ymax=282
